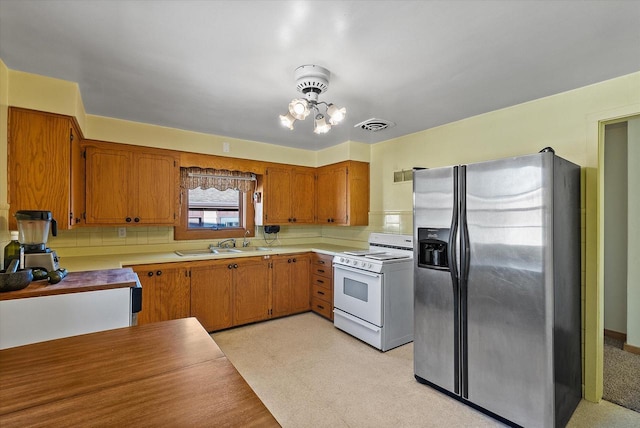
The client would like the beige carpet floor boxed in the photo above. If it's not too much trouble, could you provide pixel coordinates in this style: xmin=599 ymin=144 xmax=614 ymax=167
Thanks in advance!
xmin=213 ymin=313 xmax=640 ymax=428
xmin=604 ymin=336 xmax=640 ymax=413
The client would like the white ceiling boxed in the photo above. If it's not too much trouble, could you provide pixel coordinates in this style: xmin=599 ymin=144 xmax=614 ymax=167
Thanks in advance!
xmin=1 ymin=1 xmax=639 ymax=151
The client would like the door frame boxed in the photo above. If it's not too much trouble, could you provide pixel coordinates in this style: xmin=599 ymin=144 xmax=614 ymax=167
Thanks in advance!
xmin=584 ymin=104 xmax=640 ymax=402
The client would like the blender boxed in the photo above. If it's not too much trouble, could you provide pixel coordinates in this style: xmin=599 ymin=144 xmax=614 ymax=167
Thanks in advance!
xmin=15 ymin=210 xmax=60 ymax=271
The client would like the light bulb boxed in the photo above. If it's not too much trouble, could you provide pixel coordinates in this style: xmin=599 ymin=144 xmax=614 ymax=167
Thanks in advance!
xmin=279 ymin=113 xmax=296 ymax=130
xmin=288 ymin=98 xmax=310 ymax=120
xmin=327 ymin=104 xmax=346 ymax=124
xmin=314 ymin=114 xmax=331 ymax=134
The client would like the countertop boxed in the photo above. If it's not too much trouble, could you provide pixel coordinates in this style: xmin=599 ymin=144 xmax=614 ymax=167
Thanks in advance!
xmin=0 ymin=268 xmax=139 ymax=301
xmin=0 ymin=317 xmax=279 ymax=427
xmin=58 ymin=243 xmax=360 ymax=272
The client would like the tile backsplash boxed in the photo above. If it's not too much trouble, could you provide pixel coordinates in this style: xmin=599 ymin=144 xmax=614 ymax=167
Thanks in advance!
xmin=2 ymin=211 xmax=414 ymax=260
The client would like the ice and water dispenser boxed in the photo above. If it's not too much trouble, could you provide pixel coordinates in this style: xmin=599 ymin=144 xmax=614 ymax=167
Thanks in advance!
xmin=417 ymin=228 xmax=450 ymax=270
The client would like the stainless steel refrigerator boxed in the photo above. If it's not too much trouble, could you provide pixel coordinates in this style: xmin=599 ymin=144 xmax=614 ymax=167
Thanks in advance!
xmin=413 ymin=150 xmax=581 ymax=427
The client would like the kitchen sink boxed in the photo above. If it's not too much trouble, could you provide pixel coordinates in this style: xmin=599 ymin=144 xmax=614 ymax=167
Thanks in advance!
xmin=175 ymin=247 xmax=271 ymax=256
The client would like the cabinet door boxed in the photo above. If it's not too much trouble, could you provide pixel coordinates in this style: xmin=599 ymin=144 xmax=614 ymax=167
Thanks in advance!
xmin=132 ymin=264 xmax=190 ymax=325
xmin=290 ymin=253 xmax=311 ymax=313
xmin=233 ymin=257 xmax=271 ymax=325
xmin=8 ymin=108 xmax=73 ymax=230
xmin=271 ymin=256 xmax=292 ymax=317
xmin=264 ymin=167 xmax=292 ymax=224
xmin=316 ymin=165 xmax=347 ymax=224
xmin=85 ymin=145 xmax=132 ymax=224
xmin=69 ymin=121 xmax=85 ymax=227
xmin=134 ymin=151 xmax=177 ymax=224
xmin=191 ymin=261 xmax=234 ymax=331
xmin=291 ymin=168 xmax=316 ymax=224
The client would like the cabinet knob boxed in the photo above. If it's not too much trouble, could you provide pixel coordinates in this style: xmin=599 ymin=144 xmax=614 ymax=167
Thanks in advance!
xmin=156 ymin=270 xmax=162 ymax=276
xmin=134 ymin=217 xmax=140 ymax=223
xmin=292 ymin=218 xmax=297 ymax=222
xmin=292 ymin=258 xmax=297 ymax=263
xmin=126 ymin=217 xmax=132 ymax=223
xmin=233 ymin=264 xmax=238 ymax=269
xmin=147 ymin=271 xmax=154 ymax=277
xmin=288 ymin=218 xmax=292 ymax=222
xmin=228 ymin=264 xmax=234 ymax=269
xmin=287 ymin=259 xmax=292 ymax=263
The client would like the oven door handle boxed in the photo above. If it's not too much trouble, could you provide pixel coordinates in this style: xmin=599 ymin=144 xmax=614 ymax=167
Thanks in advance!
xmin=334 ymin=310 xmax=381 ymax=332
xmin=333 ymin=264 xmax=383 ymax=279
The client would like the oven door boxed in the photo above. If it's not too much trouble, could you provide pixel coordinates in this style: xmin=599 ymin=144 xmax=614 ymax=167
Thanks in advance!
xmin=333 ymin=264 xmax=383 ymax=326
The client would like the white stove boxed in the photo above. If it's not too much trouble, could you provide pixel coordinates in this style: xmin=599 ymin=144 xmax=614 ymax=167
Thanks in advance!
xmin=333 ymin=233 xmax=414 ymax=351
xmin=334 ymin=233 xmax=413 ymax=273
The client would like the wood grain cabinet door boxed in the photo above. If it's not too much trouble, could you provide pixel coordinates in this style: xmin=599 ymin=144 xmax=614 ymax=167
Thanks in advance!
xmin=190 ymin=261 xmax=234 ymax=331
xmin=85 ymin=145 xmax=132 ymax=224
xmin=264 ymin=167 xmax=292 ymax=224
xmin=131 ymin=264 xmax=190 ymax=325
xmin=291 ymin=168 xmax=316 ymax=224
xmin=290 ymin=253 xmax=311 ymax=313
xmin=133 ymin=151 xmax=177 ymax=224
xmin=233 ymin=257 xmax=271 ymax=326
xmin=8 ymin=108 xmax=77 ymax=230
xmin=271 ymin=256 xmax=292 ymax=317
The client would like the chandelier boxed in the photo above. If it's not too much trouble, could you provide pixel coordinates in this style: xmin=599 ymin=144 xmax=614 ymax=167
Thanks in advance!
xmin=279 ymin=64 xmax=346 ymax=134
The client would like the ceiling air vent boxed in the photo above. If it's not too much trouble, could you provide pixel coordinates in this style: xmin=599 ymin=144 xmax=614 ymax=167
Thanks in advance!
xmin=354 ymin=118 xmax=396 ymax=132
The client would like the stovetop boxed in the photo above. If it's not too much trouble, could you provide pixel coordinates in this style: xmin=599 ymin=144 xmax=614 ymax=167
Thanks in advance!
xmin=334 ymin=233 xmax=413 ymax=273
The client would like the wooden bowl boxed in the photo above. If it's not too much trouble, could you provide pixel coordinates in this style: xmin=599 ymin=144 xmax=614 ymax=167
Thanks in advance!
xmin=0 ymin=268 xmax=33 ymax=292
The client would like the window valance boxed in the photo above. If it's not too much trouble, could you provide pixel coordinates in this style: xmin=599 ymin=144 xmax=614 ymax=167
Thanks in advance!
xmin=180 ymin=167 xmax=256 ymax=192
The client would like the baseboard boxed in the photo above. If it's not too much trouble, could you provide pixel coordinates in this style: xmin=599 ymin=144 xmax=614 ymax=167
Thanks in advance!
xmin=605 ymin=329 xmax=640 ymax=355
xmin=604 ymin=329 xmax=626 ymax=342
xmin=623 ymin=342 xmax=640 ymax=355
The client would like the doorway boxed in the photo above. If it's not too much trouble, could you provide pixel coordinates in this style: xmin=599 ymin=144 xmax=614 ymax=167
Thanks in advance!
xmin=602 ymin=117 xmax=640 ymax=412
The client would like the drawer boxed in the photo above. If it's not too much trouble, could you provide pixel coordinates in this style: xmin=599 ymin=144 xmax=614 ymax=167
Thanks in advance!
xmin=311 ymin=297 xmax=333 ymax=320
xmin=311 ymin=264 xmax=332 ymax=279
xmin=311 ymin=274 xmax=331 ymax=291
xmin=312 ymin=283 xmax=332 ymax=303
xmin=312 ymin=253 xmax=333 ymax=277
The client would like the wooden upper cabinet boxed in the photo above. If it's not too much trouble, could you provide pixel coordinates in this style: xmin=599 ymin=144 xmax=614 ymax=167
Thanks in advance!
xmin=7 ymin=108 xmax=84 ymax=230
xmin=84 ymin=141 xmax=179 ymax=226
xmin=316 ymin=160 xmax=369 ymax=226
xmin=263 ymin=166 xmax=315 ymax=224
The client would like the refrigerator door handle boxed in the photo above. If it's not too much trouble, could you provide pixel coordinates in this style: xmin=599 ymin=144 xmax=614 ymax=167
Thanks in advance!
xmin=459 ymin=165 xmax=470 ymax=398
xmin=448 ymin=166 xmax=459 ymax=283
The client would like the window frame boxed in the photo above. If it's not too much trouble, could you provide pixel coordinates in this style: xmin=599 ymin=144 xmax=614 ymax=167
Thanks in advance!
xmin=174 ymin=187 xmax=255 ymax=241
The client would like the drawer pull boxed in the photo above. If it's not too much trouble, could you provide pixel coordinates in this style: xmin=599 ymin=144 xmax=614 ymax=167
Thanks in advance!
xmin=317 ymin=291 xmax=325 ymax=295
xmin=317 ymin=304 xmax=325 ymax=310
xmin=318 ymin=269 xmax=325 ymax=273
xmin=318 ymin=260 xmax=325 ymax=265
xmin=317 ymin=279 xmax=324 ymax=284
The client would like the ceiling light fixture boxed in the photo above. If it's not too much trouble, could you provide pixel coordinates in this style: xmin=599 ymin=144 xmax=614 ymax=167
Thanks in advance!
xmin=279 ymin=64 xmax=346 ymax=135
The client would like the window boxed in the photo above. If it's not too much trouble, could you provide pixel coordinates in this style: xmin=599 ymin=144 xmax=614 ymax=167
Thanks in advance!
xmin=187 ymin=187 xmax=240 ymax=229
xmin=174 ymin=167 xmax=256 ymax=241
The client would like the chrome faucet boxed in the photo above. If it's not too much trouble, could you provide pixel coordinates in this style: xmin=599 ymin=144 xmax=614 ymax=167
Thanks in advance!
xmin=242 ymin=230 xmax=251 ymax=247
xmin=217 ymin=238 xmax=236 ymax=248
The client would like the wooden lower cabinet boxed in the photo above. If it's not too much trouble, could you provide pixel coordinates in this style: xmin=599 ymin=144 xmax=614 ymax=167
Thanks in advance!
xmin=233 ymin=257 xmax=271 ymax=325
xmin=190 ymin=256 xmax=271 ymax=330
xmin=271 ymin=253 xmax=311 ymax=318
xmin=131 ymin=263 xmax=191 ymax=325
xmin=131 ymin=252 xmax=323 ymax=330
xmin=190 ymin=260 xmax=233 ymax=331
xmin=310 ymin=253 xmax=334 ymax=320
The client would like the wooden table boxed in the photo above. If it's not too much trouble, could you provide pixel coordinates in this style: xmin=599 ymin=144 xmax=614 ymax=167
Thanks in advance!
xmin=0 ymin=318 xmax=280 ymax=427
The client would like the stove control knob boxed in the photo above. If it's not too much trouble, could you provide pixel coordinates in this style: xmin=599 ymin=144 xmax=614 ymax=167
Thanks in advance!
xmin=367 ymin=263 xmax=372 ymax=269
xmin=339 ymin=257 xmax=344 ymax=263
